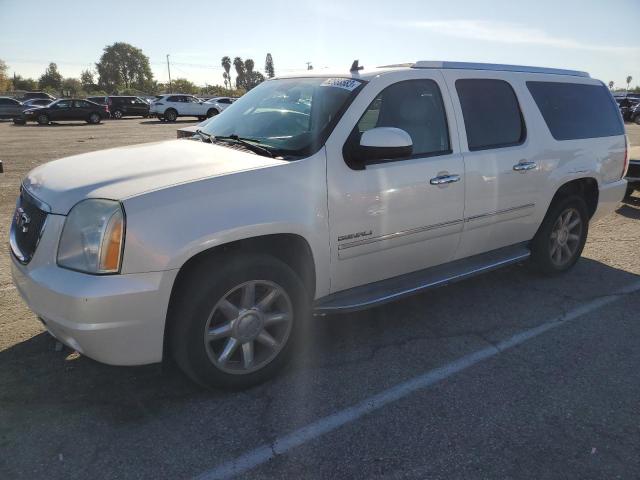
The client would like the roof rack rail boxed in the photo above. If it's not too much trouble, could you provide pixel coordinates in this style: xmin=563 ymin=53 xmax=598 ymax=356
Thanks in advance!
xmin=412 ymin=61 xmax=590 ymax=78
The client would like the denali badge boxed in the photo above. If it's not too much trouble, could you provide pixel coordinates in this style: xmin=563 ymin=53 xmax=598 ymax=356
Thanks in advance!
xmin=338 ymin=230 xmax=373 ymax=242
xmin=15 ymin=207 xmax=31 ymax=233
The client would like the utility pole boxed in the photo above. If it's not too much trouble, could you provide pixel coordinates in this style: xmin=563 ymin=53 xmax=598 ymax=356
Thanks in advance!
xmin=305 ymin=61 xmax=313 ymax=71
xmin=166 ymin=54 xmax=172 ymax=93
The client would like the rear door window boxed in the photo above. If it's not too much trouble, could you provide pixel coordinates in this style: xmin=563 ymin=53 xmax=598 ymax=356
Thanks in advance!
xmin=526 ymin=82 xmax=624 ymax=140
xmin=455 ymin=79 xmax=525 ymax=151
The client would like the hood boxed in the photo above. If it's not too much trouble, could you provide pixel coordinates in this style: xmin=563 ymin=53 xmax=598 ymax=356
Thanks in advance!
xmin=23 ymin=139 xmax=286 ymax=214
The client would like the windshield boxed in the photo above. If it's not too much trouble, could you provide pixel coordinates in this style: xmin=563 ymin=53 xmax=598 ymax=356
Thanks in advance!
xmin=199 ymin=77 xmax=363 ymax=157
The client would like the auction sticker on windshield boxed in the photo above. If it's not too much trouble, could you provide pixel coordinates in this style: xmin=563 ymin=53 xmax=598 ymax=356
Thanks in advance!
xmin=320 ymin=78 xmax=362 ymax=91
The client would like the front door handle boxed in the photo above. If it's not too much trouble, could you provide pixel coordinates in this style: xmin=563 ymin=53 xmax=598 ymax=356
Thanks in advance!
xmin=513 ymin=161 xmax=537 ymax=172
xmin=430 ymin=174 xmax=461 ymax=185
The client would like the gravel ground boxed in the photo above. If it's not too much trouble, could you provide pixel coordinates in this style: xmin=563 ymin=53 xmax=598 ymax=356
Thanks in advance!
xmin=0 ymin=119 xmax=639 ymax=479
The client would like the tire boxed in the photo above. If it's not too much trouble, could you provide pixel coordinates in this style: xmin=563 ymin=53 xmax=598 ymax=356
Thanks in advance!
xmin=530 ymin=195 xmax=589 ymax=274
xmin=164 ymin=109 xmax=177 ymax=122
xmin=169 ymin=253 xmax=308 ymax=389
xmin=13 ymin=118 xmax=26 ymax=125
xmin=36 ymin=113 xmax=49 ymax=125
xmin=87 ymin=112 xmax=101 ymax=124
xmin=112 ymin=109 xmax=123 ymax=119
xmin=206 ymin=108 xmax=219 ymax=118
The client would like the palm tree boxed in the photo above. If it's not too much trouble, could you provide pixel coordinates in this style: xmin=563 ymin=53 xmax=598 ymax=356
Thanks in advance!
xmin=221 ymin=56 xmax=231 ymax=90
xmin=233 ymin=57 xmax=245 ymax=89
xmin=626 ymin=75 xmax=633 ymax=93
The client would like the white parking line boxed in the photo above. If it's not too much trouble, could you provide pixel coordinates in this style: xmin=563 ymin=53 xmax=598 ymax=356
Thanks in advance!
xmin=195 ymin=279 xmax=640 ymax=480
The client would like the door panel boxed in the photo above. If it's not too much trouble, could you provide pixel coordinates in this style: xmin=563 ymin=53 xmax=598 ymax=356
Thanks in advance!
xmin=325 ymin=72 xmax=465 ymax=293
xmin=442 ymin=71 xmax=548 ymax=259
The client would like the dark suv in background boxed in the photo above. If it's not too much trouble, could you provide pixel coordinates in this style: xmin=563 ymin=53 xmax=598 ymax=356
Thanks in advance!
xmin=87 ymin=96 xmax=150 ymax=119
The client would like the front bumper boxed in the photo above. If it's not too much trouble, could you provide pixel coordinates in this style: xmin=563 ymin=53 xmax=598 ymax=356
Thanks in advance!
xmin=10 ymin=214 xmax=177 ymax=365
xmin=592 ymin=179 xmax=627 ymax=222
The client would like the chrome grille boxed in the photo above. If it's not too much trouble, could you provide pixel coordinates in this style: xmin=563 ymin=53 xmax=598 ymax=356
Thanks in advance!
xmin=10 ymin=189 xmax=48 ymax=264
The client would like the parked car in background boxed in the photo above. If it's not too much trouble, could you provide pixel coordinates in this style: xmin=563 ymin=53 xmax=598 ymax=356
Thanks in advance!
xmin=615 ymin=97 xmax=639 ymax=121
xmin=87 ymin=96 xmax=150 ymax=119
xmin=0 ymin=97 xmax=23 ymax=119
xmin=150 ymin=94 xmax=220 ymax=121
xmin=21 ymin=98 xmax=53 ymax=110
xmin=203 ymin=96 xmax=235 ymax=116
xmin=21 ymin=91 xmax=56 ymax=101
xmin=629 ymin=102 xmax=640 ymax=124
xmin=17 ymin=98 xmax=109 ymax=125
xmin=10 ymin=61 xmax=629 ymax=389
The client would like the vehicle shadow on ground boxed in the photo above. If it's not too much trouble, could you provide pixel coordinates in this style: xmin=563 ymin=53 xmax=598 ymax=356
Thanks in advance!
xmin=139 ymin=119 xmax=199 ymax=125
xmin=12 ymin=122 xmax=105 ymax=128
xmin=618 ymin=194 xmax=640 ymax=219
xmin=1 ymin=257 xmax=639 ymax=416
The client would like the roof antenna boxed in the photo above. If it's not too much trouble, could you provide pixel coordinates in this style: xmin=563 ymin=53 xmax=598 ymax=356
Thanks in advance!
xmin=350 ymin=60 xmax=364 ymax=72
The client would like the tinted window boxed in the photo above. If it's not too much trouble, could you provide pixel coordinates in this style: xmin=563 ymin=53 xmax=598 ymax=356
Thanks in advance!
xmin=52 ymin=100 xmax=72 ymax=109
xmin=527 ymin=82 xmax=624 ymax=141
xmin=456 ymin=79 xmax=525 ymax=150
xmin=218 ymin=98 xmax=232 ymax=104
xmin=355 ymin=79 xmax=450 ymax=157
xmin=167 ymin=96 xmax=184 ymax=102
xmin=73 ymin=100 xmax=91 ymax=108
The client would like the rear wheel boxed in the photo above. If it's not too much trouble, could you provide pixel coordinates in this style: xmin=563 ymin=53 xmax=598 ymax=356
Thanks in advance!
xmin=530 ymin=195 xmax=588 ymax=274
xmin=206 ymin=108 xmax=218 ymax=118
xmin=36 ymin=113 xmax=49 ymax=125
xmin=170 ymin=253 xmax=308 ymax=389
xmin=87 ymin=112 xmax=101 ymax=124
xmin=13 ymin=118 xmax=26 ymax=125
xmin=112 ymin=109 xmax=123 ymax=119
xmin=164 ymin=109 xmax=177 ymax=122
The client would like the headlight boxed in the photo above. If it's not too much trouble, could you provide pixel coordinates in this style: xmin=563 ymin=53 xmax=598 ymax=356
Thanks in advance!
xmin=57 ymin=199 xmax=125 ymax=274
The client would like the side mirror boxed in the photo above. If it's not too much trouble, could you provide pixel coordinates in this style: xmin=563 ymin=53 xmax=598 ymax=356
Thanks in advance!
xmin=355 ymin=127 xmax=413 ymax=163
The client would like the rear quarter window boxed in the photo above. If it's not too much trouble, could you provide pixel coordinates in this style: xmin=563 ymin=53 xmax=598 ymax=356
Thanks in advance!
xmin=526 ymin=81 xmax=624 ymax=140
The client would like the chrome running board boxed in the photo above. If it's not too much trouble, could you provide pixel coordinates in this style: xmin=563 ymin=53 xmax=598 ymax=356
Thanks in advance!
xmin=314 ymin=243 xmax=530 ymax=313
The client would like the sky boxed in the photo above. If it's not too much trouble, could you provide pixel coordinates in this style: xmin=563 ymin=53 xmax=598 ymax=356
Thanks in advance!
xmin=1 ymin=0 xmax=639 ymax=89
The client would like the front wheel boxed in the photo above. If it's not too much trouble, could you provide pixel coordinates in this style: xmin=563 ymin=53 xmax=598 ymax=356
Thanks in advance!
xmin=112 ymin=109 xmax=123 ymax=119
xmin=36 ymin=113 xmax=49 ymax=125
xmin=206 ymin=108 xmax=218 ymax=118
xmin=530 ymin=195 xmax=589 ymax=274
xmin=169 ymin=253 xmax=308 ymax=389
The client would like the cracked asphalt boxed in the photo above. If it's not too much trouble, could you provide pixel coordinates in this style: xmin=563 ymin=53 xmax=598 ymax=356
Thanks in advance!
xmin=1 ymin=120 xmax=639 ymax=479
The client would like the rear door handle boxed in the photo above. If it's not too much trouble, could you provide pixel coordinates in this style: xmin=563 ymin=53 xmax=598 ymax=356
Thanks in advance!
xmin=513 ymin=161 xmax=537 ymax=172
xmin=430 ymin=174 xmax=461 ymax=185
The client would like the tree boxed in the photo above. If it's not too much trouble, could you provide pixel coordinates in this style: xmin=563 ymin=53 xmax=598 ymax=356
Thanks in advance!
xmin=221 ymin=56 xmax=231 ymax=89
xmin=161 ymin=78 xmax=197 ymax=94
xmin=0 ymin=59 xmax=10 ymax=91
xmin=233 ymin=57 xmax=246 ymax=89
xmin=608 ymin=81 xmax=614 ymax=90
xmin=39 ymin=62 xmax=62 ymax=90
xmin=265 ymin=53 xmax=275 ymax=78
xmin=11 ymin=74 xmax=38 ymax=91
xmin=96 ymin=42 xmax=153 ymax=92
xmin=626 ymin=75 xmax=633 ymax=92
xmin=80 ymin=69 xmax=95 ymax=91
xmin=61 ymin=77 xmax=83 ymax=96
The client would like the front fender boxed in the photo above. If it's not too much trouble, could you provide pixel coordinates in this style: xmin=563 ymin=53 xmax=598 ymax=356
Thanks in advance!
xmin=120 ymin=149 xmax=331 ymax=297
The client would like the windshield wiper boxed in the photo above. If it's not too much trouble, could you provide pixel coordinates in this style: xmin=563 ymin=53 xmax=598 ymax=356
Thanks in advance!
xmin=196 ymin=129 xmax=212 ymax=142
xmin=213 ymin=134 xmax=275 ymax=158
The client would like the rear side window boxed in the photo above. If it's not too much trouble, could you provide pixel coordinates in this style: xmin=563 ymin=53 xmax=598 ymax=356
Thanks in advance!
xmin=455 ymin=79 xmax=525 ymax=151
xmin=526 ymin=82 xmax=624 ymax=140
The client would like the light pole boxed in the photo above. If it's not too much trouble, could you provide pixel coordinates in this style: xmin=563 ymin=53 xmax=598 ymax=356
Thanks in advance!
xmin=166 ymin=54 xmax=172 ymax=93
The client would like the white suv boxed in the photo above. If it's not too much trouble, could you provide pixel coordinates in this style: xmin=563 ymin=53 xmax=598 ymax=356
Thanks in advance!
xmin=11 ymin=61 xmax=629 ymax=389
xmin=150 ymin=94 xmax=220 ymax=122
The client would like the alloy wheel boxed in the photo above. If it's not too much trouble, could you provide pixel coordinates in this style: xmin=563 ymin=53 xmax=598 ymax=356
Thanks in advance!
xmin=203 ymin=280 xmax=293 ymax=374
xmin=549 ymin=207 xmax=582 ymax=267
